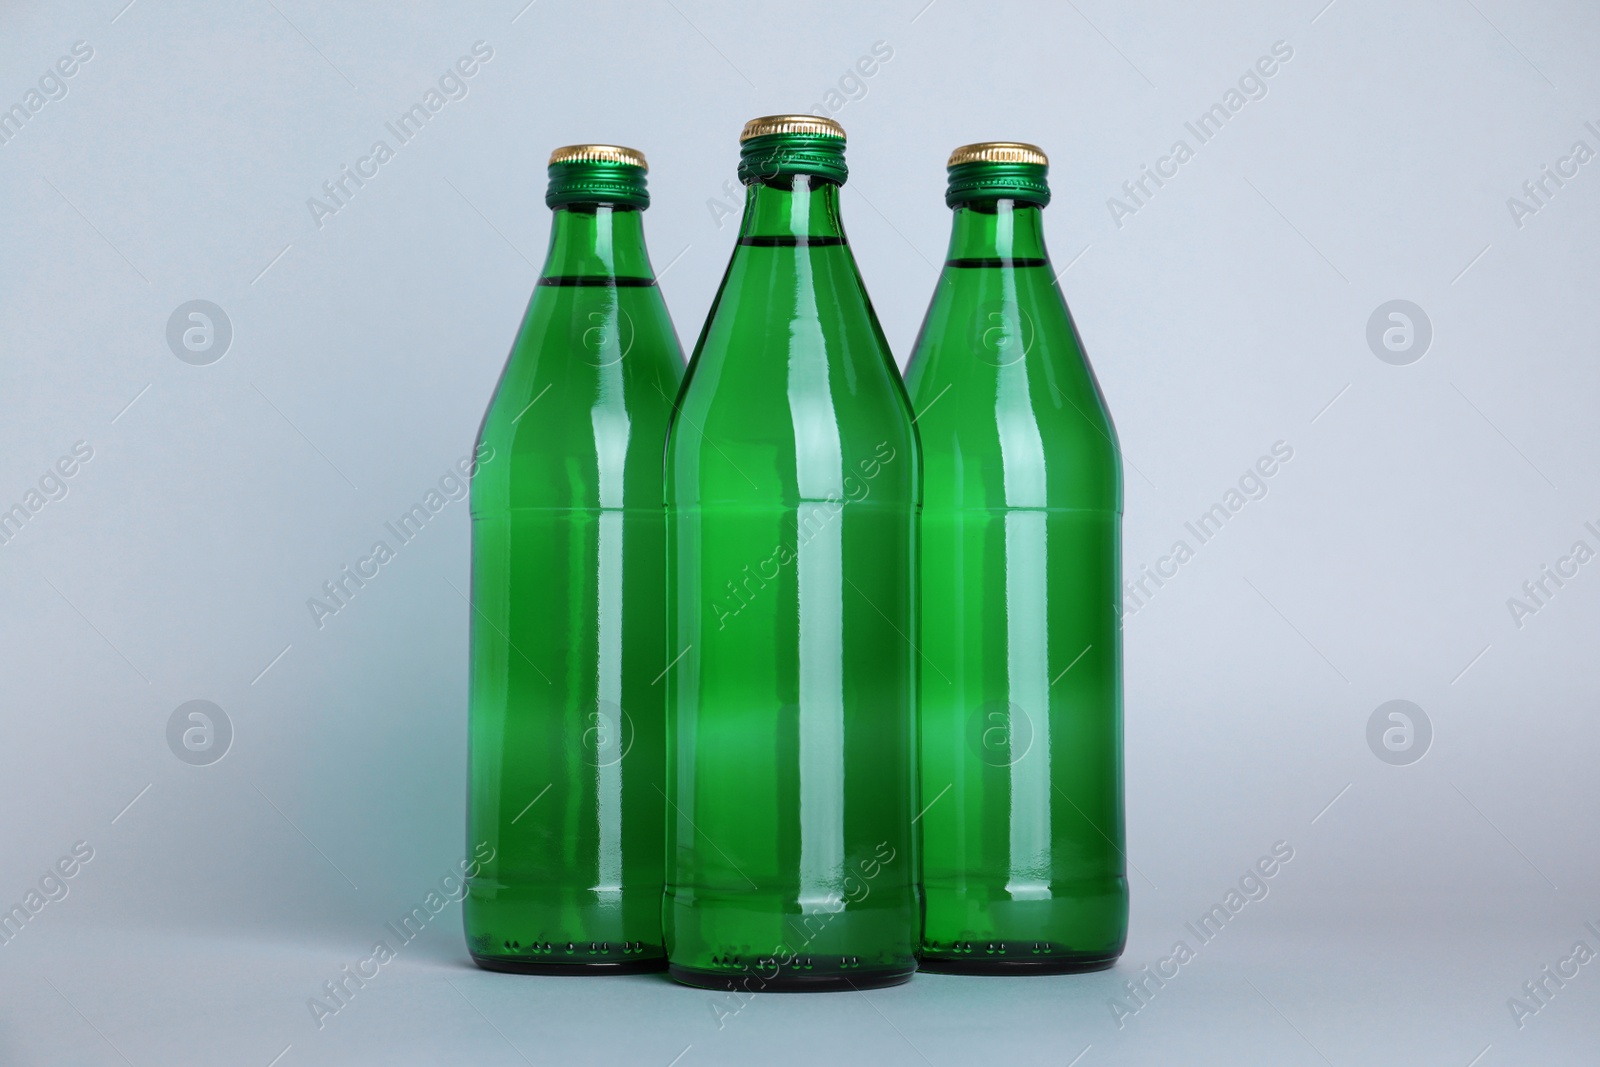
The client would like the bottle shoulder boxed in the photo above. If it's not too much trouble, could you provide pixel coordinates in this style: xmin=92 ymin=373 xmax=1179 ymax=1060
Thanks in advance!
xmin=474 ymin=286 xmax=684 ymax=510
xmin=905 ymin=269 xmax=1120 ymax=511
xmin=665 ymin=243 xmax=919 ymax=506
xmin=666 ymin=372 xmax=919 ymax=507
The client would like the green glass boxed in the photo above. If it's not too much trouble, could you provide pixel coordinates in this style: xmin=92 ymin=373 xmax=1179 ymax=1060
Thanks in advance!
xmin=663 ymin=121 xmax=922 ymax=992
xmin=904 ymin=151 xmax=1127 ymax=974
xmin=465 ymin=152 xmax=684 ymax=974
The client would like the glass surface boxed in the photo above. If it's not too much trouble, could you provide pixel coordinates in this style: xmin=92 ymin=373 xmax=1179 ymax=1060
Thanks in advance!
xmin=465 ymin=202 xmax=684 ymax=973
xmin=664 ymin=171 xmax=922 ymax=992
xmin=904 ymin=197 xmax=1128 ymax=974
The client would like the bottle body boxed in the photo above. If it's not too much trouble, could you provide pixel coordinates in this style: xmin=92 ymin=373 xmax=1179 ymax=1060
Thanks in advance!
xmin=906 ymin=190 xmax=1127 ymax=973
xmin=664 ymin=143 xmax=921 ymax=991
xmin=466 ymin=195 xmax=684 ymax=973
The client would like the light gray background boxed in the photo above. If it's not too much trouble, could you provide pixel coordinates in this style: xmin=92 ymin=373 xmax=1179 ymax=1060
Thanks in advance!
xmin=2 ymin=0 xmax=1596 ymax=1064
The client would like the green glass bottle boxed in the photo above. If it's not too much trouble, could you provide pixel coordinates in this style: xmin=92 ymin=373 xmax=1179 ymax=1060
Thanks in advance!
xmin=465 ymin=145 xmax=684 ymax=974
xmin=663 ymin=116 xmax=921 ymax=992
xmin=905 ymin=143 xmax=1127 ymax=974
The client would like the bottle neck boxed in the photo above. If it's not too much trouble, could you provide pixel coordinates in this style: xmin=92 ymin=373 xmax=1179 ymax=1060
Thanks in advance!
xmin=945 ymin=199 xmax=1049 ymax=267
xmin=737 ymin=174 xmax=847 ymax=243
xmin=541 ymin=203 xmax=654 ymax=282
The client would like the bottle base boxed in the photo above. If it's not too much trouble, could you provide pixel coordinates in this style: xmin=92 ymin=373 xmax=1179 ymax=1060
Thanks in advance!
xmin=668 ymin=963 xmax=914 ymax=992
xmin=471 ymin=953 xmax=668 ymax=976
xmin=917 ymin=952 xmax=1119 ymax=976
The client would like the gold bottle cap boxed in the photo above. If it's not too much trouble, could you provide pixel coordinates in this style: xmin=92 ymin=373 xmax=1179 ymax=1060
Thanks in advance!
xmin=740 ymin=115 xmax=846 ymax=142
xmin=947 ymin=142 xmax=1048 ymax=168
xmin=547 ymin=144 xmax=648 ymax=170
